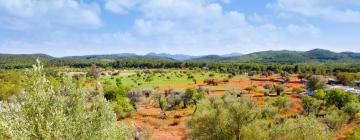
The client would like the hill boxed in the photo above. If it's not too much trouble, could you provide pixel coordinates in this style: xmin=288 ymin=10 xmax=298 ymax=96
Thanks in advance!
xmin=190 ymin=49 xmax=360 ymax=64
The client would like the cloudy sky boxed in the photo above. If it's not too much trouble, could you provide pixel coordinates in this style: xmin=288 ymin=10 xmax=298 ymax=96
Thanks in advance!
xmin=0 ymin=0 xmax=359 ymax=57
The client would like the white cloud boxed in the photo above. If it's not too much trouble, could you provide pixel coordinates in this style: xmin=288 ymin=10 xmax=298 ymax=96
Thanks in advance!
xmin=104 ymin=0 xmax=140 ymax=14
xmin=127 ymin=0 xmax=321 ymax=55
xmin=0 ymin=0 xmax=330 ymax=56
xmin=0 ymin=0 xmax=102 ymax=30
xmin=269 ymin=0 xmax=360 ymax=23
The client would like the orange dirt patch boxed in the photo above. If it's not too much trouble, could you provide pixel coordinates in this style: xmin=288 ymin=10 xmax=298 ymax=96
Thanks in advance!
xmin=122 ymin=74 xmax=305 ymax=140
xmin=123 ymin=104 xmax=192 ymax=140
xmin=335 ymin=119 xmax=360 ymax=139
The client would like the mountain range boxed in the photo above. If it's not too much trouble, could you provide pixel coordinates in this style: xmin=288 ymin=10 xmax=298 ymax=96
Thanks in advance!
xmin=1 ymin=49 xmax=360 ymax=65
xmin=63 ymin=52 xmax=243 ymax=61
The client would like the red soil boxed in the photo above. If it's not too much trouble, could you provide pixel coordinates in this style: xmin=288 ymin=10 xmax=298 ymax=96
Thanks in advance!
xmin=122 ymin=74 xmax=305 ymax=140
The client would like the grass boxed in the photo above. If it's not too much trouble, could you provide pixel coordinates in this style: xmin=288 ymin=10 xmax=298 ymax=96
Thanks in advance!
xmin=100 ymin=69 xmax=229 ymax=89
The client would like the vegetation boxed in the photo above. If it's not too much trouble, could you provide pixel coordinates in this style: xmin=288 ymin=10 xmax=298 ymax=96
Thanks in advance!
xmin=0 ymin=60 xmax=132 ymax=139
xmin=187 ymin=94 xmax=331 ymax=140
xmin=1 ymin=51 xmax=360 ymax=139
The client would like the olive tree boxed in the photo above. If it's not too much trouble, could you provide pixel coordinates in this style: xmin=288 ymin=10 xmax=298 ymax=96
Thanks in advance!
xmin=271 ymin=116 xmax=330 ymax=140
xmin=306 ymin=75 xmax=326 ymax=92
xmin=0 ymin=60 xmax=132 ymax=139
xmin=187 ymin=95 xmax=259 ymax=140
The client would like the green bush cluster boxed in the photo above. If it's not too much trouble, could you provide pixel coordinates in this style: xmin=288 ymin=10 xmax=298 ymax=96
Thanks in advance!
xmin=0 ymin=60 xmax=132 ymax=139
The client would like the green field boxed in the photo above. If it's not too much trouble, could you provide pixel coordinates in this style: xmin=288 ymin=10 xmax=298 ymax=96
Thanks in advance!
xmin=100 ymin=69 xmax=229 ymax=89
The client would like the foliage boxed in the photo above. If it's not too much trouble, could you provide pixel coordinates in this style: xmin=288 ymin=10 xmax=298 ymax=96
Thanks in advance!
xmin=301 ymin=95 xmax=321 ymax=115
xmin=306 ymin=75 xmax=326 ymax=91
xmin=127 ymin=90 xmax=142 ymax=110
xmin=271 ymin=116 xmax=330 ymax=140
xmin=313 ymin=89 xmax=326 ymax=100
xmin=348 ymin=126 xmax=360 ymax=140
xmin=273 ymin=84 xmax=285 ymax=96
xmin=244 ymin=85 xmax=257 ymax=94
xmin=272 ymin=96 xmax=291 ymax=111
xmin=187 ymin=95 xmax=259 ymax=140
xmin=325 ymin=88 xmax=357 ymax=109
xmin=111 ymin=96 xmax=134 ymax=119
xmin=323 ymin=107 xmax=349 ymax=130
xmin=292 ymin=87 xmax=305 ymax=93
xmin=336 ymin=72 xmax=360 ymax=85
xmin=0 ymin=60 xmax=132 ymax=139
xmin=187 ymin=94 xmax=330 ymax=140
xmin=260 ymin=104 xmax=278 ymax=119
xmin=342 ymin=102 xmax=360 ymax=119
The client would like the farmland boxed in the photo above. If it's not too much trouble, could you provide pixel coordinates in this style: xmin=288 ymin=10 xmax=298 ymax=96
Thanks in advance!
xmin=1 ymin=54 xmax=360 ymax=140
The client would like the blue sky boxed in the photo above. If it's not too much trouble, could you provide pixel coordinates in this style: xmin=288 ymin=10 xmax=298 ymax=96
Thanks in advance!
xmin=0 ymin=0 xmax=360 ymax=57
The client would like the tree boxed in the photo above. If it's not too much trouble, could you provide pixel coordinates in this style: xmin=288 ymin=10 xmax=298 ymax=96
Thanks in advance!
xmin=336 ymin=72 xmax=359 ymax=86
xmin=324 ymin=107 xmax=349 ymax=130
xmin=313 ymin=89 xmax=326 ymax=100
xmin=273 ymin=84 xmax=285 ymax=96
xmin=182 ymin=88 xmax=195 ymax=108
xmin=272 ymin=96 xmax=291 ymax=111
xmin=89 ymin=64 xmax=100 ymax=79
xmin=187 ymin=95 xmax=259 ymax=140
xmin=301 ymin=95 xmax=321 ymax=115
xmin=306 ymin=75 xmax=326 ymax=91
xmin=342 ymin=102 xmax=360 ymax=119
xmin=0 ymin=60 xmax=132 ymax=139
xmin=325 ymin=88 xmax=357 ymax=109
xmin=244 ymin=85 xmax=257 ymax=94
xmin=127 ymin=90 xmax=142 ymax=110
xmin=271 ymin=116 xmax=330 ymax=140
xmin=159 ymin=97 xmax=167 ymax=119
xmin=263 ymin=83 xmax=273 ymax=96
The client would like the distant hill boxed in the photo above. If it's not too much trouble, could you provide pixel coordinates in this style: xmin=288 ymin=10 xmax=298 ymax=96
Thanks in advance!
xmin=210 ymin=49 xmax=360 ymax=64
xmin=187 ymin=55 xmax=226 ymax=62
xmin=145 ymin=53 xmax=196 ymax=60
xmin=0 ymin=54 xmax=54 ymax=68
xmin=1 ymin=49 xmax=360 ymax=68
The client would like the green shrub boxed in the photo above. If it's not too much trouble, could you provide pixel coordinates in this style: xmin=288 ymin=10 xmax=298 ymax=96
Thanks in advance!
xmin=325 ymin=88 xmax=357 ymax=109
xmin=306 ymin=75 xmax=326 ymax=91
xmin=272 ymin=96 xmax=291 ymax=111
xmin=342 ymin=102 xmax=360 ymax=119
xmin=323 ymin=107 xmax=349 ymax=130
xmin=111 ymin=96 xmax=134 ymax=119
xmin=260 ymin=104 xmax=278 ymax=119
xmin=313 ymin=89 xmax=326 ymax=100
xmin=348 ymin=126 xmax=360 ymax=140
xmin=0 ymin=61 xmax=132 ymax=139
xmin=271 ymin=116 xmax=330 ymax=140
xmin=301 ymin=95 xmax=321 ymax=115
xmin=292 ymin=87 xmax=305 ymax=93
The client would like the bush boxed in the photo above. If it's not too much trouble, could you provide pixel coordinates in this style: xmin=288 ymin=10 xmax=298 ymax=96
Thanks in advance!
xmin=0 ymin=61 xmax=132 ymax=139
xmin=292 ymin=87 xmax=305 ymax=93
xmin=342 ymin=102 xmax=360 ymax=119
xmin=348 ymin=126 xmax=360 ymax=140
xmin=111 ymin=96 xmax=134 ymax=119
xmin=260 ymin=104 xmax=278 ymax=119
xmin=313 ymin=89 xmax=326 ymax=100
xmin=271 ymin=116 xmax=330 ymax=140
xmin=273 ymin=84 xmax=285 ymax=96
xmin=323 ymin=107 xmax=349 ymax=130
xmin=187 ymin=95 xmax=259 ymax=140
xmin=325 ymin=88 xmax=357 ymax=109
xmin=301 ymin=95 xmax=321 ymax=115
xmin=306 ymin=75 xmax=326 ymax=91
xmin=240 ymin=120 xmax=271 ymax=140
xmin=272 ymin=96 xmax=291 ymax=111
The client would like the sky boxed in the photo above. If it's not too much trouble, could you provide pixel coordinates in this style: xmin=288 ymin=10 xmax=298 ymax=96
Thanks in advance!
xmin=0 ymin=0 xmax=360 ymax=57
